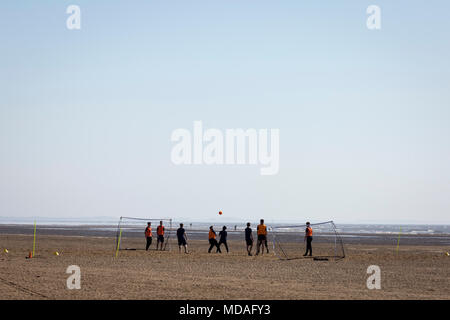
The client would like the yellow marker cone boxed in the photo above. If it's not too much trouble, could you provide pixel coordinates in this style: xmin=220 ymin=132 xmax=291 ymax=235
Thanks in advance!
xmin=3 ymin=249 xmax=8 ymax=254
xmin=54 ymin=251 xmax=59 ymax=256
xmin=446 ymin=252 xmax=449 ymax=256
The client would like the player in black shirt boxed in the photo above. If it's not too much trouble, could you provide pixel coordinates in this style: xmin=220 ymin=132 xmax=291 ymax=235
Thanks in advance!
xmin=218 ymin=226 xmax=229 ymax=253
xmin=245 ymin=222 xmax=253 ymax=256
xmin=177 ymin=223 xmax=188 ymax=253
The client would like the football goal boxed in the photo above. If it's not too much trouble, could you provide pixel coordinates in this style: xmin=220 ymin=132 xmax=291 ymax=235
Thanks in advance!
xmin=115 ymin=216 xmax=173 ymax=251
xmin=270 ymin=221 xmax=345 ymax=260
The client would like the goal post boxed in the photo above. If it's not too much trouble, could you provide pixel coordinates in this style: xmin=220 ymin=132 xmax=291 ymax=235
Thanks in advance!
xmin=270 ymin=221 xmax=345 ymax=260
xmin=115 ymin=216 xmax=173 ymax=251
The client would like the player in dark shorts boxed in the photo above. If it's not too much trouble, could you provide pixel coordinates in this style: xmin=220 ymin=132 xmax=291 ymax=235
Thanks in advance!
xmin=208 ymin=226 xmax=221 ymax=253
xmin=303 ymin=221 xmax=313 ymax=257
xmin=177 ymin=223 xmax=188 ymax=253
xmin=156 ymin=221 xmax=165 ymax=251
xmin=255 ymin=219 xmax=269 ymax=255
xmin=218 ymin=226 xmax=229 ymax=253
xmin=245 ymin=222 xmax=253 ymax=256
xmin=145 ymin=222 xmax=152 ymax=251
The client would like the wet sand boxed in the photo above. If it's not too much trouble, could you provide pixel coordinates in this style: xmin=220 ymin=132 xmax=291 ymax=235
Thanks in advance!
xmin=0 ymin=225 xmax=449 ymax=300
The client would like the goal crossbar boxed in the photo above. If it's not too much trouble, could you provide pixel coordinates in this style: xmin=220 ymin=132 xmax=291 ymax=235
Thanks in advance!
xmin=270 ymin=220 xmax=334 ymax=230
xmin=119 ymin=216 xmax=173 ymax=221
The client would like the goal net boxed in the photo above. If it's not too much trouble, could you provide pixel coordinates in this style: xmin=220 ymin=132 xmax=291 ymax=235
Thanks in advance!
xmin=270 ymin=221 xmax=345 ymax=260
xmin=115 ymin=216 xmax=173 ymax=251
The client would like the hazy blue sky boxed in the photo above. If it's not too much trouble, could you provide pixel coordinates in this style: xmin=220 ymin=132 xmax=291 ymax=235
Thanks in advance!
xmin=1 ymin=1 xmax=449 ymax=224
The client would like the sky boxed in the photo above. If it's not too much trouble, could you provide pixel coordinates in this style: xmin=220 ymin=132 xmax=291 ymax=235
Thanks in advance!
xmin=0 ymin=1 xmax=449 ymax=224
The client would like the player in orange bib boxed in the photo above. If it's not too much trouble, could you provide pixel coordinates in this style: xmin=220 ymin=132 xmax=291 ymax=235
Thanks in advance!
xmin=303 ymin=222 xmax=313 ymax=257
xmin=145 ymin=222 xmax=153 ymax=251
xmin=156 ymin=221 xmax=165 ymax=251
xmin=208 ymin=226 xmax=221 ymax=253
xmin=255 ymin=219 xmax=269 ymax=255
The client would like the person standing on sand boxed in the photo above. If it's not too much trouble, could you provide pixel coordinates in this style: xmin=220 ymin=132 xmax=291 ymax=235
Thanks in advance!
xmin=218 ymin=226 xmax=229 ymax=253
xmin=245 ymin=222 xmax=253 ymax=256
xmin=145 ymin=222 xmax=153 ymax=251
xmin=156 ymin=221 xmax=165 ymax=251
xmin=255 ymin=219 xmax=269 ymax=255
xmin=303 ymin=222 xmax=313 ymax=257
xmin=177 ymin=223 xmax=188 ymax=253
xmin=208 ymin=226 xmax=221 ymax=253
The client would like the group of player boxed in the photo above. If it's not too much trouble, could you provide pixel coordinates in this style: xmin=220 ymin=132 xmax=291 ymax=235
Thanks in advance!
xmin=144 ymin=221 xmax=166 ymax=251
xmin=144 ymin=219 xmax=314 ymax=256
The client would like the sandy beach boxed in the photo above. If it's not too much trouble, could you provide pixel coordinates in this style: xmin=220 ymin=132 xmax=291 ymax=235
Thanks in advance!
xmin=0 ymin=225 xmax=449 ymax=300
